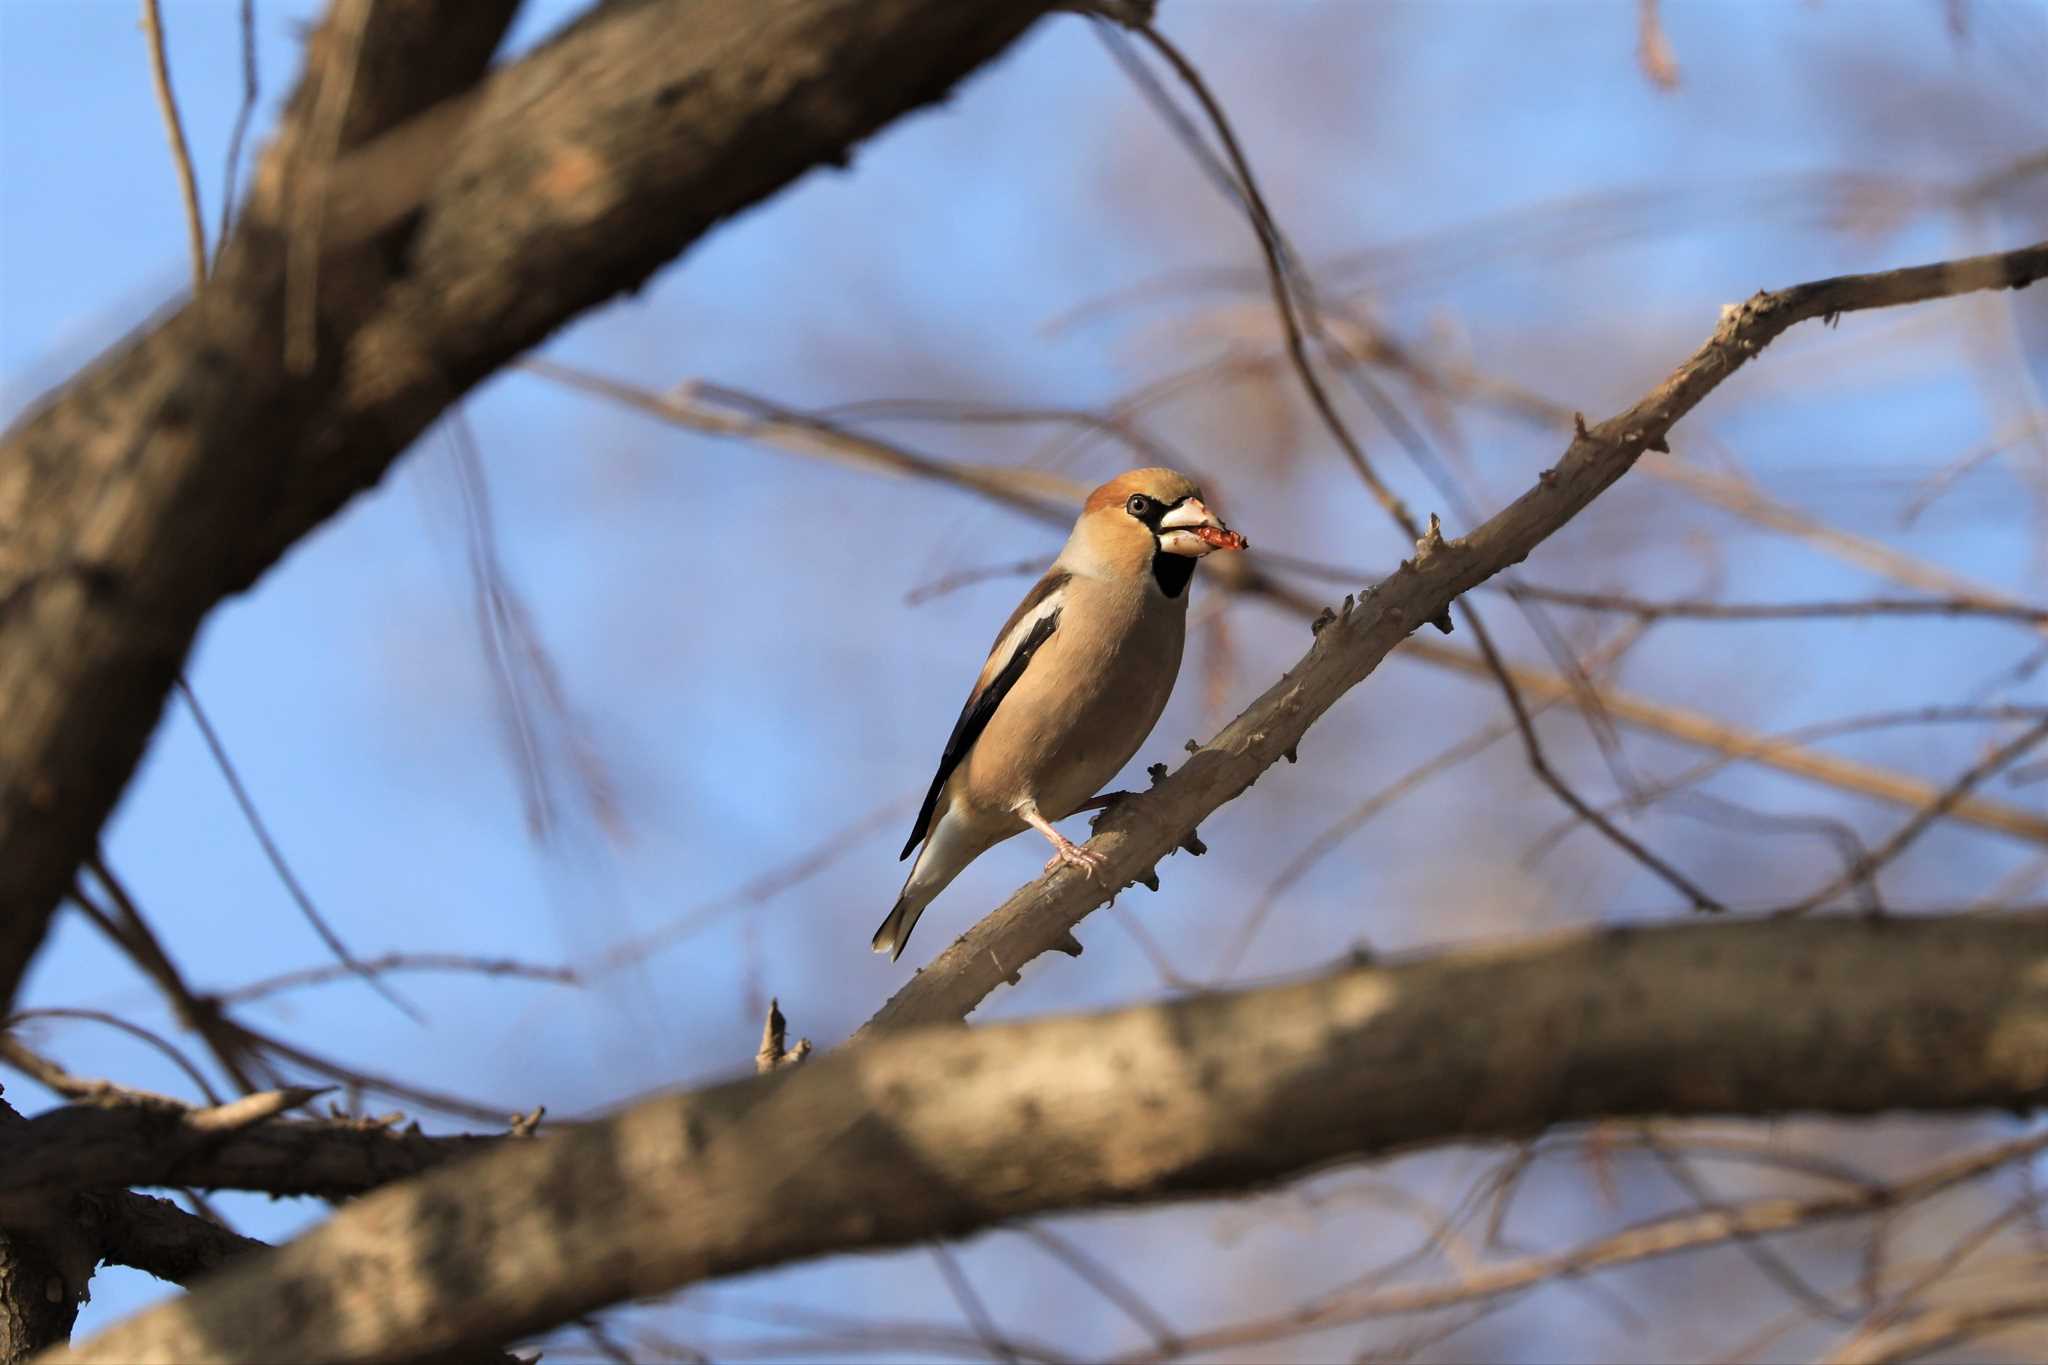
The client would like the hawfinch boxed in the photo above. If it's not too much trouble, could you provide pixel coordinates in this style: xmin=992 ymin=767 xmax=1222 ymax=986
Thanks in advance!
xmin=873 ymin=468 xmax=1247 ymax=960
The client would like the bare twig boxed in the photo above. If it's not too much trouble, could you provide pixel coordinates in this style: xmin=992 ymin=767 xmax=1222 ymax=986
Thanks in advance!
xmin=1823 ymin=1288 xmax=2048 ymax=1364
xmin=139 ymin=0 xmax=208 ymax=291
xmin=0 ymin=1034 xmax=188 ymax=1110
xmin=1510 ymin=585 xmax=2048 ymax=626
xmin=220 ymin=952 xmax=578 ymax=1006
xmin=1215 ymin=619 xmax=1652 ymax=978
xmin=754 ymin=999 xmax=812 ymax=1074
xmin=175 ymin=678 xmax=421 ymax=1022
xmin=929 ymin=1244 xmax=1024 ymax=1364
xmin=76 ymin=859 xmax=270 ymax=1094
xmin=214 ymin=0 xmax=260 ymax=255
xmin=1114 ymin=1128 xmax=2048 ymax=1363
xmin=1390 ymin=636 xmax=2048 ymax=849
xmin=227 ymin=1019 xmax=509 ymax=1125
xmin=1018 ymin=1224 xmax=1179 ymax=1357
xmin=1519 ymin=702 xmax=2048 ymax=868
xmin=5 ymin=1007 xmax=224 ymax=1106
xmin=1777 ymin=716 xmax=2048 ymax=914
xmin=444 ymin=413 xmax=628 ymax=844
xmin=520 ymin=358 xmax=1080 ymax=530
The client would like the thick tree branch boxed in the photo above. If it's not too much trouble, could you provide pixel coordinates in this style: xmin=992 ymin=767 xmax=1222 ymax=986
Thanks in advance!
xmin=0 ymin=0 xmax=1059 ymax=1015
xmin=91 ymin=1193 xmax=268 ymax=1289
xmin=50 ymin=912 xmax=2048 ymax=1365
xmin=0 ymin=1096 xmax=488 ymax=1203
xmin=855 ymin=241 xmax=2048 ymax=1036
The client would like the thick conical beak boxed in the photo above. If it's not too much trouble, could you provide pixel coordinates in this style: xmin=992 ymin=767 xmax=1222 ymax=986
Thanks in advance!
xmin=1158 ymin=498 xmax=1248 ymax=556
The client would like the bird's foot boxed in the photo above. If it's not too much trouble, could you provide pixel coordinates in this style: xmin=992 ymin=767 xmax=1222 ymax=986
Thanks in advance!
xmin=1042 ymin=833 xmax=1108 ymax=881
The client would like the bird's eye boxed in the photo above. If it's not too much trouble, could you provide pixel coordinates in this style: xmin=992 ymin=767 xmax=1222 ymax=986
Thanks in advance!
xmin=1126 ymin=493 xmax=1152 ymax=517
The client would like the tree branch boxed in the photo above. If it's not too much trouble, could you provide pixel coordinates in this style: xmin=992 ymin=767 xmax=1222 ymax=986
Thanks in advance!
xmin=0 ymin=0 xmax=1060 ymax=1016
xmin=855 ymin=241 xmax=2048 ymax=1036
xmin=91 ymin=1193 xmax=268 ymax=1289
xmin=50 ymin=912 xmax=2048 ymax=1365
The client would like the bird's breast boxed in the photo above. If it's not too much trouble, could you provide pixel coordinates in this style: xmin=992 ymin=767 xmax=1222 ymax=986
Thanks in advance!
xmin=954 ymin=585 xmax=1187 ymax=820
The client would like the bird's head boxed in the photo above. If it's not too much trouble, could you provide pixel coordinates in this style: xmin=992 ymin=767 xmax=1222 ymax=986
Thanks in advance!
xmin=1063 ymin=468 xmax=1247 ymax=593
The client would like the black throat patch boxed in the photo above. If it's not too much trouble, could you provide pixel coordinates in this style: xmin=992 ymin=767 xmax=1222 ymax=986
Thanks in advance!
xmin=1150 ymin=547 xmax=1196 ymax=597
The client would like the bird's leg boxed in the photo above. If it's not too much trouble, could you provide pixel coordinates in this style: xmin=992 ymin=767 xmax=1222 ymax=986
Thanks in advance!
xmin=1017 ymin=799 xmax=1108 ymax=880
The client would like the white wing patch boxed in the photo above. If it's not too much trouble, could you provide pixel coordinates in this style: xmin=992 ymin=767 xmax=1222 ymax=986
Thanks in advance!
xmin=983 ymin=581 xmax=1066 ymax=682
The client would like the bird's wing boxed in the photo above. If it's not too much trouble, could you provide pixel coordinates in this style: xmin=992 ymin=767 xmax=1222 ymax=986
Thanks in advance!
xmin=900 ymin=570 xmax=1070 ymax=859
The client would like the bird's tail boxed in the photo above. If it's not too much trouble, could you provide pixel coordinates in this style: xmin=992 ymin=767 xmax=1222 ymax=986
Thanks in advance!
xmin=872 ymin=811 xmax=983 ymax=961
xmin=870 ymin=890 xmax=928 ymax=962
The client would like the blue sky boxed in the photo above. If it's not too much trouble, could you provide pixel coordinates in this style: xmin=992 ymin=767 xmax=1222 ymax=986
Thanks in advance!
xmin=4 ymin=1 xmax=2045 ymax=1358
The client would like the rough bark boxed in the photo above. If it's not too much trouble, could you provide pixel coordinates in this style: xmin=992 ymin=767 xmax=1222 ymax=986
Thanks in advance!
xmin=0 ymin=0 xmax=1058 ymax=1016
xmin=50 ymin=912 xmax=2048 ymax=1365
xmin=0 ymin=1232 xmax=75 ymax=1365
xmin=0 ymin=1104 xmax=492 ymax=1202
xmin=0 ymin=1097 xmax=87 ymax=1363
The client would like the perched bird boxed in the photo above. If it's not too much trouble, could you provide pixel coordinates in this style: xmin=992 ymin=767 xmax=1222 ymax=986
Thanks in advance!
xmin=873 ymin=468 xmax=1247 ymax=960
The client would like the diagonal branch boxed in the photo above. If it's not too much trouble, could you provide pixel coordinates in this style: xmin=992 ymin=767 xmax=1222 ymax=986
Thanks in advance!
xmin=51 ymin=911 xmax=2048 ymax=1365
xmin=855 ymin=240 xmax=2048 ymax=1035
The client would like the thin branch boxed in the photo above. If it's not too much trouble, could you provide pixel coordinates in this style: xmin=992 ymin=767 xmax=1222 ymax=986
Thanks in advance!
xmin=1511 ymin=585 xmax=2048 ymax=626
xmin=140 ymin=0 xmax=208 ymax=291
xmin=1777 ymin=716 xmax=2048 ymax=914
xmin=77 ymin=859 xmax=270 ymax=1094
xmin=1114 ymin=1127 xmax=2048 ymax=1363
xmin=5 ymin=1006 xmax=223 ymax=1106
xmin=1216 ymin=618 xmax=1652 ymax=978
xmin=519 ymin=358 xmax=1079 ymax=531
xmin=215 ymin=0 xmax=259 ymax=255
xmin=929 ymin=1244 xmax=1025 ymax=1365
xmin=1018 ymin=1225 xmax=1180 ymax=1358
xmin=0 ymin=1034 xmax=188 ymax=1110
xmin=1823 ymin=1288 xmax=2048 ymax=1365
xmin=1519 ymin=702 xmax=2048 ymax=868
xmin=226 ymin=1019 xmax=512 ymax=1126
xmin=1641 ymin=1134 xmax=1861 ymax=1324
xmin=1387 ymin=634 xmax=2048 ymax=850
xmin=174 ymin=678 xmax=421 ymax=1022
xmin=443 ymin=412 xmax=627 ymax=845
xmin=220 ymin=951 xmax=578 ymax=1006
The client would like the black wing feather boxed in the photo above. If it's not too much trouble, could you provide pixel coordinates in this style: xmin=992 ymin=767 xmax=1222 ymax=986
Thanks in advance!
xmin=900 ymin=601 xmax=1062 ymax=859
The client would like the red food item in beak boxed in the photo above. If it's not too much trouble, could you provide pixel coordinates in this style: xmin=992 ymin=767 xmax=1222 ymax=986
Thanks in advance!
xmin=1194 ymin=525 xmax=1248 ymax=551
